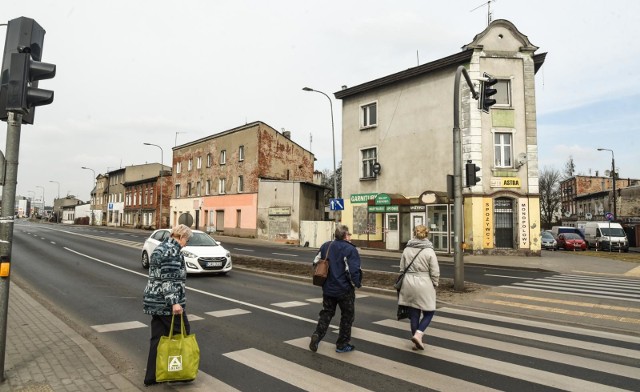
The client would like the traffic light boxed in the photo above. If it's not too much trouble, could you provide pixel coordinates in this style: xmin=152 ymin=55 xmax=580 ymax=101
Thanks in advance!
xmin=0 ymin=17 xmax=55 ymax=124
xmin=465 ymin=161 xmax=480 ymax=186
xmin=480 ymin=72 xmax=498 ymax=113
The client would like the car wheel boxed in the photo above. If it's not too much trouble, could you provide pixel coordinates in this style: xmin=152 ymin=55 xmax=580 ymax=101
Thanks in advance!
xmin=142 ymin=251 xmax=150 ymax=269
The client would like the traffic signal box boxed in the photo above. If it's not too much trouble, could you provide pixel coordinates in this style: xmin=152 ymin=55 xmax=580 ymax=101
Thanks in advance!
xmin=480 ymin=72 xmax=497 ymax=113
xmin=0 ymin=17 xmax=56 ymax=124
xmin=466 ymin=161 xmax=480 ymax=187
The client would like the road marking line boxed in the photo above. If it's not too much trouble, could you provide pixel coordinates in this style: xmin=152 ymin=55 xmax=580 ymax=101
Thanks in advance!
xmin=271 ymin=301 xmax=309 ymax=308
xmin=440 ymin=307 xmax=640 ymax=344
xmin=232 ymin=248 xmax=254 ymax=252
xmin=375 ymin=319 xmax=640 ymax=381
xmin=225 ymin=348 xmax=372 ymax=392
xmin=271 ymin=252 xmax=299 ymax=257
xmin=91 ymin=321 xmax=146 ymax=333
xmin=506 ymin=285 xmax=640 ymax=303
xmin=476 ymin=299 xmax=640 ymax=325
xmin=485 ymin=274 xmax=533 ymax=280
xmin=205 ymin=308 xmax=251 ymax=317
xmin=535 ymin=277 xmax=639 ymax=291
xmin=286 ymin=338 xmax=500 ymax=392
xmin=625 ymin=266 xmax=640 ymax=277
xmin=486 ymin=292 xmax=640 ymax=313
xmin=511 ymin=283 xmax=640 ymax=301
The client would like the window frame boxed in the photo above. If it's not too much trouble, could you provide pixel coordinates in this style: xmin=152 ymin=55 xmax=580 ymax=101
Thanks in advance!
xmin=174 ymin=184 xmax=181 ymax=198
xmin=218 ymin=178 xmax=226 ymax=194
xmin=494 ymin=79 xmax=512 ymax=107
xmin=176 ymin=162 xmax=181 ymax=174
xmin=196 ymin=156 xmax=202 ymax=169
xmin=360 ymin=101 xmax=378 ymax=129
xmin=220 ymin=150 xmax=227 ymax=165
xmin=238 ymin=175 xmax=244 ymax=193
xmin=493 ymin=130 xmax=514 ymax=168
xmin=238 ymin=145 xmax=245 ymax=161
xmin=360 ymin=146 xmax=378 ymax=179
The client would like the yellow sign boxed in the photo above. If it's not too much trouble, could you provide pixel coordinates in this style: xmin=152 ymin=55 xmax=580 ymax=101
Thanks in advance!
xmin=490 ymin=178 xmax=521 ymax=188
xmin=519 ymin=198 xmax=530 ymax=248
xmin=483 ymin=198 xmax=493 ymax=248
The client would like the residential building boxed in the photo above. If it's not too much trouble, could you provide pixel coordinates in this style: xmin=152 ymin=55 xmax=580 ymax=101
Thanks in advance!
xmin=335 ymin=19 xmax=546 ymax=255
xmin=171 ymin=121 xmax=316 ymax=239
xmin=106 ymin=164 xmax=165 ymax=227
xmin=123 ymin=165 xmax=172 ymax=229
xmin=89 ymin=173 xmax=109 ymax=225
xmin=560 ymin=175 xmax=640 ymax=220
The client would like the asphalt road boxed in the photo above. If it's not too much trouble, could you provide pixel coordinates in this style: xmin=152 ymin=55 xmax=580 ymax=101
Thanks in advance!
xmin=9 ymin=220 xmax=639 ymax=391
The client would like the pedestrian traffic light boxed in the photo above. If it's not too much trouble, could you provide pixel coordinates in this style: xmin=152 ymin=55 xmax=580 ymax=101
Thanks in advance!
xmin=465 ymin=161 xmax=480 ymax=186
xmin=480 ymin=72 xmax=498 ymax=113
xmin=0 ymin=17 xmax=55 ymax=124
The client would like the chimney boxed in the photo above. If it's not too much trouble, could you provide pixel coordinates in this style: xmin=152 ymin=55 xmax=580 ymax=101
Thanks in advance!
xmin=283 ymin=130 xmax=291 ymax=139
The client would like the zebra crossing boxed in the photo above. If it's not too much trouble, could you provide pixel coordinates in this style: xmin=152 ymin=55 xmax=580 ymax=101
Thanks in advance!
xmin=505 ymin=273 xmax=640 ymax=302
xmin=99 ymin=305 xmax=639 ymax=391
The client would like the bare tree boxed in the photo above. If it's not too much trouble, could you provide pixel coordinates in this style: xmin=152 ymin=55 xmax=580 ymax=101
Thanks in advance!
xmin=540 ymin=166 xmax=563 ymax=228
xmin=563 ymin=156 xmax=575 ymax=179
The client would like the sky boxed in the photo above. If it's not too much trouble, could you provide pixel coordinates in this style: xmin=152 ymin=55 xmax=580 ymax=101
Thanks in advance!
xmin=3 ymin=0 xmax=640 ymax=205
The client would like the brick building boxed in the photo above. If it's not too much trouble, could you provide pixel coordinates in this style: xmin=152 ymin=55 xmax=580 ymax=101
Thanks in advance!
xmin=560 ymin=175 xmax=640 ymax=219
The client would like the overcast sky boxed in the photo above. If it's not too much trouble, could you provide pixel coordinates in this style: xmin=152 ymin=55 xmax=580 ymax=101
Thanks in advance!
xmin=3 ymin=0 xmax=640 ymax=204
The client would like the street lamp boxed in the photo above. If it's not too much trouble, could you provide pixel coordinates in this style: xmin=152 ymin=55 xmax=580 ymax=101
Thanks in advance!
xmin=597 ymin=148 xmax=616 ymax=220
xmin=302 ymin=87 xmax=338 ymax=202
xmin=81 ymin=167 xmax=96 ymax=225
xmin=49 ymin=180 xmax=60 ymax=223
xmin=143 ymin=143 xmax=164 ymax=229
xmin=36 ymin=185 xmax=45 ymax=217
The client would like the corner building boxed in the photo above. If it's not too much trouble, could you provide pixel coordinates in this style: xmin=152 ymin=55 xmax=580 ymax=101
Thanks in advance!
xmin=336 ymin=20 xmax=546 ymax=255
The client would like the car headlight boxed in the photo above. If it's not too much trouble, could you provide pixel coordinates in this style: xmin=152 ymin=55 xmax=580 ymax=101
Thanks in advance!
xmin=181 ymin=250 xmax=198 ymax=259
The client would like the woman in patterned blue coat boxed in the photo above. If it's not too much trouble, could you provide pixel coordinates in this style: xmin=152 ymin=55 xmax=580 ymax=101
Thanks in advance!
xmin=143 ymin=224 xmax=193 ymax=387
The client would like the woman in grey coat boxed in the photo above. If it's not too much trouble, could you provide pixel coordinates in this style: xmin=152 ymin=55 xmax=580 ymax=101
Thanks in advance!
xmin=397 ymin=225 xmax=440 ymax=350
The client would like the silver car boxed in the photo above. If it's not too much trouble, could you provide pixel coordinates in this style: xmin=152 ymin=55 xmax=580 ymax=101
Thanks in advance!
xmin=541 ymin=231 xmax=557 ymax=250
xmin=141 ymin=229 xmax=232 ymax=274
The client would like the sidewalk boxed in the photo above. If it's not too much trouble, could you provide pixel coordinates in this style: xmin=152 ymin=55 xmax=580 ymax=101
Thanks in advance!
xmin=0 ymin=283 xmax=142 ymax=392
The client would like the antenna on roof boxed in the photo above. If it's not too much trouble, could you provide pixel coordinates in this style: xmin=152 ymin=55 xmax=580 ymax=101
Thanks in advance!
xmin=470 ymin=0 xmax=497 ymax=26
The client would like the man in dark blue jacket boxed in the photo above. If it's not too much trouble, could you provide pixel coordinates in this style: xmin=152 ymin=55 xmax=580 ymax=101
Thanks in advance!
xmin=310 ymin=224 xmax=362 ymax=353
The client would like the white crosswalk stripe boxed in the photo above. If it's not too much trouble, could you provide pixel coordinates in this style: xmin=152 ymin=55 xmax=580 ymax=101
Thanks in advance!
xmin=507 ymin=273 xmax=640 ymax=302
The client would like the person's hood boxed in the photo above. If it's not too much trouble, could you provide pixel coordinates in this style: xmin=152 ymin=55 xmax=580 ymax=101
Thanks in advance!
xmin=406 ymin=238 xmax=434 ymax=249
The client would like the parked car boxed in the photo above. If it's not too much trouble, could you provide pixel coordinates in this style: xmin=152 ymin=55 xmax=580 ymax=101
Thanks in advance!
xmin=583 ymin=221 xmax=629 ymax=252
xmin=550 ymin=226 xmax=585 ymax=240
xmin=141 ymin=229 xmax=232 ymax=274
xmin=541 ymin=231 xmax=557 ymax=250
xmin=556 ymin=233 xmax=587 ymax=251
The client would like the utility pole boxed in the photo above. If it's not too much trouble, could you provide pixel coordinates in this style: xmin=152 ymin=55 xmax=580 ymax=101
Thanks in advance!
xmin=452 ymin=66 xmax=479 ymax=291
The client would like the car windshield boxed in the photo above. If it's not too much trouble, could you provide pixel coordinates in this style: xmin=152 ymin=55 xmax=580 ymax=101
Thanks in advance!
xmin=542 ymin=232 xmax=554 ymax=239
xmin=600 ymin=227 xmax=626 ymax=237
xmin=186 ymin=233 xmax=219 ymax=246
xmin=563 ymin=233 xmax=581 ymax=240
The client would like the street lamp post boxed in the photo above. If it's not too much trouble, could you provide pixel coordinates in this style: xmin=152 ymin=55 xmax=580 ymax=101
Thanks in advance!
xmin=597 ymin=148 xmax=616 ymax=220
xmin=49 ymin=180 xmax=60 ymax=223
xmin=144 ymin=143 xmax=164 ymax=229
xmin=81 ymin=167 xmax=96 ymax=225
xmin=36 ymin=185 xmax=45 ymax=217
xmin=302 ymin=87 xmax=338 ymax=204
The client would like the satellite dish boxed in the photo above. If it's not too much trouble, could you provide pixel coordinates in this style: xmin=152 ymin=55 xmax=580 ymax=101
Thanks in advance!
xmin=564 ymin=211 xmax=571 ymax=217
xmin=604 ymin=170 xmax=611 ymax=177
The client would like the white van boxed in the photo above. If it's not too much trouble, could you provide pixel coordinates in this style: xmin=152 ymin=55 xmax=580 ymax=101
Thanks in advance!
xmin=583 ymin=221 xmax=629 ymax=252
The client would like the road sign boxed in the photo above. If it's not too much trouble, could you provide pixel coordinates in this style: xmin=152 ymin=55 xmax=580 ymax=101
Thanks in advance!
xmin=605 ymin=212 xmax=614 ymax=221
xmin=330 ymin=198 xmax=344 ymax=211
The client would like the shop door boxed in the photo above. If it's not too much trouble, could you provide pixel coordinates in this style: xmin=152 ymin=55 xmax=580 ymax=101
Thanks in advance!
xmin=216 ymin=210 xmax=225 ymax=233
xmin=494 ymin=198 xmax=514 ymax=248
xmin=385 ymin=213 xmax=399 ymax=250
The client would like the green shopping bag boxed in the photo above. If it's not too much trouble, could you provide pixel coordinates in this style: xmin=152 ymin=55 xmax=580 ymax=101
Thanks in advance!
xmin=156 ymin=314 xmax=200 ymax=382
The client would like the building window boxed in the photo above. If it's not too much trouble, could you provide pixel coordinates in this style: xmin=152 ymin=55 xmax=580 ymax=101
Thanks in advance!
xmin=175 ymin=184 xmax=181 ymax=198
xmin=196 ymin=156 xmax=202 ymax=169
xmin=494 ymin=132 xmax=513 ymax=168
xmin=360 ymin=147 xmax=377 ymax=179
xmin=218 ymin=178 xmax=226 ymax=194
xmin=176 ymin=162 xmax=181 ymax=174
xmin=360 ymin=102 xmax=377 ymax=129
xmin=188 ymin=159 xmax=193 ymax=171
xmin=495 ymin=79 xmax=511 ymax=107
xmin=220 ymin=150 xmax=226 ymax=165
xmin=196 ymin=181 xmax=201 ymax=196
xmin=238 ymin=175 xmax=244 ymax=192
xmin=207 ymin=153 xmax=212 ymax=167
xmin=187 ymin=182 xmax=192 ymax=196
xmin=206 ymin=180 xmax=211 ymax=195
xmin=236 ymin=209 xmax=241 ymax=228
xmin=239 ymin=145 xmax=245 ymax=161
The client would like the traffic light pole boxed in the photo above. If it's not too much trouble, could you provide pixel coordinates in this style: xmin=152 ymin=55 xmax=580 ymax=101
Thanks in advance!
xmin=0 ymin=111 xmax=23 ymax=380
xmin=452 ymin=66 xmax=478 ymax=291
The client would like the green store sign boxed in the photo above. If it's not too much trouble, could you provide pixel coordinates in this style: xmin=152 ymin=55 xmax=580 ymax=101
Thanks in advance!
xmin=350 ymin=193 xmax=377 ymax=204
xmin=374 ymin=193 xmax=391 ymax=205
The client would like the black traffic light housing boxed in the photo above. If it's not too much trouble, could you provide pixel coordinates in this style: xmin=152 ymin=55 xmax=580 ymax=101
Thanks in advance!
xmin=466 ymin=161 xmax=480 ymax=187
xmin=0 ymin=17 xmax=55 ymax=124
xmin=480 ymin=72 xmax=498 ymax=113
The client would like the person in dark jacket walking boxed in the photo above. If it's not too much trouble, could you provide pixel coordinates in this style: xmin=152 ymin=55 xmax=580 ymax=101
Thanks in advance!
xmin=309 ymin=224 xmax=362 ymax=353
xmin=143 ymin=224 xmax=193 ymax=387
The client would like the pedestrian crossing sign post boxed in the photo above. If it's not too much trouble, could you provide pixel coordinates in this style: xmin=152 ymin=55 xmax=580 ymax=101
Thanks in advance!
xmin=330 ymin=198 xmax=344 ymax=211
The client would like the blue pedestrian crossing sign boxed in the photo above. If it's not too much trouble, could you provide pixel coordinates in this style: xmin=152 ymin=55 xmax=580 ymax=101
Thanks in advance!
xmin=330 ymin=198 xmax=344 ymax=211
xmin=605 ymin=212 xmax=614 ymax=221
